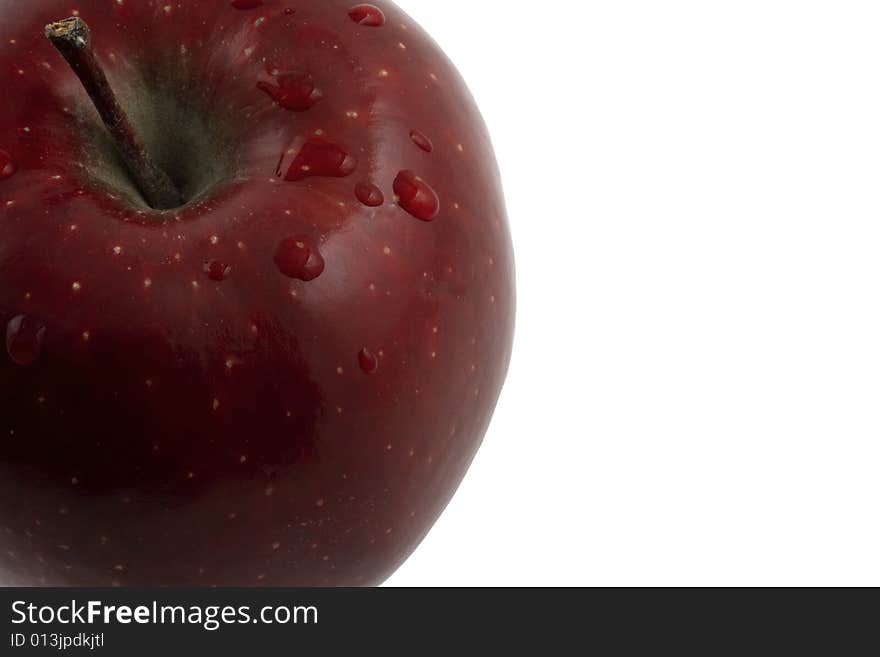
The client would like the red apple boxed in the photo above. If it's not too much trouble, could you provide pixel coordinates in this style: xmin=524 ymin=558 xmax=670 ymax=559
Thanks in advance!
xmin=0 ymin=0 xmax=513 ymax=586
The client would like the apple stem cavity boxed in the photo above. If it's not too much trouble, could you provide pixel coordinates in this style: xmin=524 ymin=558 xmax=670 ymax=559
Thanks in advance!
xmin=45 ymin=17 xmax=184 ymax=210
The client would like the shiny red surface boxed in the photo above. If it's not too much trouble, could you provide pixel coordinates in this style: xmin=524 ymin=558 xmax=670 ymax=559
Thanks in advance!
xmin=0 ymin=0 xmax=514 ymax=586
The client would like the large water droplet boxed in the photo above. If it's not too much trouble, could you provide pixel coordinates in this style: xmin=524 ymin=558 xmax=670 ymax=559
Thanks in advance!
xmin=204 ymin=260 xmax=232 ymax=282
xmin=355 ymin=182 xmax=384 ymax=207
xmin=358 ymin=348 xmax=379 ymax=374
xmin=230 ymin=0 xmax=263 ymax=8
xmin=257 ymin=72 xmax=323 ymax=112
xmin=349 ymin=4 xmax=386 ymax=26
xmin=394 ymin=171 xmax=440 ymax=222
xmin=284 ymin=138 xmax=357 ymax=182
xmin=6 ymin=315 xmax=46 ymax=366
xmin=0 ymin=150 xmax=18 ymax=181
xmin=274 ymin=237 xmax=325 ymax=281
xmin=410 ymin=130 xmax=433 ymax=153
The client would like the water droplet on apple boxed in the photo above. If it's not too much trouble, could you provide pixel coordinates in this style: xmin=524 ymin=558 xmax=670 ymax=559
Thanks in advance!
xmin=230 ymin=0 xmax=263 ymax=9
xmin=6 ymin=315 xmax=46 ymax=366
xmin=358 ymin=348 xmax=379 ymax=374
xmin=349 ymin=4 xmax=386 ymax=27
xmin=204 ymin=260 xmax=232 ymax=282
xmin=284 ymin=138 xmax=357 ymax=182
xmin=257 ymin=72 xmax=323 ymax=112
xmin=0 ymin=150 xmax=18 ymax=180
xmin=355 ymin=182 xmax=384 ymax=207
xmin=393 ymin=171 xmax=440 ymax=221
xmin=410 ymin=130 xmax=433 ymax=153
xmin=274 ymin=236 xmax=325 ymax=281
xmin=284 ymin=8 xmax=295 ymax=15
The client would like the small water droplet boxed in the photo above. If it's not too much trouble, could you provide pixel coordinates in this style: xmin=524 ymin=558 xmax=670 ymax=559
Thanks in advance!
xmin=0 ymin=150 xmax=18 ymax=181
xmin=284 ymin=8 xmax=295 ymax=15
xmin=257 ymin=72 xmax=323 ymax=111
xmin=410 ymin=130 xmax=433 ymax=153
xmin=355 ymin=182 xmax=384 ymax=207
xmin=204 ymin=260 xmax=231 ymax=281
xmin=393 ymin=171 xmax=440 ymax=221
xmin=274 ymin=236 xmax=325 ymax=281
xmin=284 ymin=138 xmax=357 ymax=182
xmin=349 ymin=4 xmax=386 ymax=26
xmin=6 ymin=315 xmax=46 ymax=366
xmin=230 ymin=0 xmax=263 ymax=8
xmin=358 ymin=348 xmax=379 ymax=374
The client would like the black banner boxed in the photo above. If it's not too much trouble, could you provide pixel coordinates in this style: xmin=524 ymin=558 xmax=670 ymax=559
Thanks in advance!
xmin=0 ymin=588 xmax=872 ymax=654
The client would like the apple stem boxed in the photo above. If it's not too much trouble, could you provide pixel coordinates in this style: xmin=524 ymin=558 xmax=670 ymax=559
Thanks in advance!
xmin=45 ymin=17 xmax=183 ymax=210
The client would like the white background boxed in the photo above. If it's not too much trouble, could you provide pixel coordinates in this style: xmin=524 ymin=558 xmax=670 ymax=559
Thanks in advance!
xmin=388 ymin=0 xmax=880 ymax=586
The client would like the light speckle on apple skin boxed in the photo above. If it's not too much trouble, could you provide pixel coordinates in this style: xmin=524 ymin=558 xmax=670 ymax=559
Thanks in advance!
xmin=0 ymin=0 xmax=513 ymax=587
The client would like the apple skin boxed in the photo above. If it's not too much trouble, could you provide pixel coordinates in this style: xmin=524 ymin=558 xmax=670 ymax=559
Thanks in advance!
xmin=0 ymin=0 xmax=514 ymax=586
